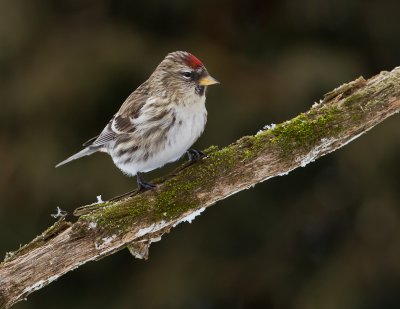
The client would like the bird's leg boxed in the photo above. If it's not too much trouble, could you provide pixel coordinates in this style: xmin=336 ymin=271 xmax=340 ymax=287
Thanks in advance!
xmin=186 ymin=149 xmax=205 ymax=163
xmin=136 ymin=172 xmax=156 ymax=191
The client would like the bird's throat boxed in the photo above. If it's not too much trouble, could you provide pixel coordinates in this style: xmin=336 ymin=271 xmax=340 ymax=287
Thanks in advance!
xmin=195 ymin=85 xmax=205 ymax=96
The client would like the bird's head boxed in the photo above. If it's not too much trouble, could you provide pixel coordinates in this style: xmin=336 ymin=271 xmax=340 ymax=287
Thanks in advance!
xmin=153 ymin=51 xmax=219 ymax=97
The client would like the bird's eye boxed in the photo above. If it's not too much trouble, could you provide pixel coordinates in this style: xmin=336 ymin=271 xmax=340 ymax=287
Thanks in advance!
xmin=182 ymin=71 xmax=192 ymax=79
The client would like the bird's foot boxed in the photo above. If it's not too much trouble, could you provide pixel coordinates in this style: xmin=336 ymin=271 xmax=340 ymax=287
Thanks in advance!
xmin=137 ymin=172 xmax=156 ymax=191
xmin=187 ymin=149 xmax=205 ymax=163
xmin=138 ymin=181 xmax=156 ymax=191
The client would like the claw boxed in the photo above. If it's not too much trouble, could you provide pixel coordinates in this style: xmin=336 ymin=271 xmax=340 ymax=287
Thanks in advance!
xmin=137 ymin=172 xmax=156 ymax=191
xmin=187 ymin=149 xmax=205 ymax=163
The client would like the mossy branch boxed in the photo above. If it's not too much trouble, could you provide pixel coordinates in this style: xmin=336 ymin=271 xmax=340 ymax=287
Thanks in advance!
xmin=1 ymin=67 xmax=400 ymax=309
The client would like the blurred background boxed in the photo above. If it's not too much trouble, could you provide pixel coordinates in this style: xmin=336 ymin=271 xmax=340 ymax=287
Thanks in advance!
xmin=1 ymin=0 xmax=400 ymax=308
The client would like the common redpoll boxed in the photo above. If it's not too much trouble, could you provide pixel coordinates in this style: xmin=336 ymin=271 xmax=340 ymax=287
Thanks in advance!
xmin=56 ymin=51 xmax=219 ymax=190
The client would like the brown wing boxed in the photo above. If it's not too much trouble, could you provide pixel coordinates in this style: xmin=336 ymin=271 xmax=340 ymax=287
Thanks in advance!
xmin=118 ymin=80 xmax=150 ymax=117
xmin=83 ymin=82 xmax=150 ymax=148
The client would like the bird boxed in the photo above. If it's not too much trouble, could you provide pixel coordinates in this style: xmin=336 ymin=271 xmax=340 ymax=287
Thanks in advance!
xmin=56 ymin=51 xmax=219 ymax=191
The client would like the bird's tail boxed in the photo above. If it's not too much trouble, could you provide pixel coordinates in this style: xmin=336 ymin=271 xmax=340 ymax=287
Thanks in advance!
xmin=55 ymin=147 xmax=99 ymax=168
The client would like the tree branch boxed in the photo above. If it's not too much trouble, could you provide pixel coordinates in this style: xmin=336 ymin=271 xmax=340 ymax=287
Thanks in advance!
xmin=1 ymin=67 xmax=400 ymax=309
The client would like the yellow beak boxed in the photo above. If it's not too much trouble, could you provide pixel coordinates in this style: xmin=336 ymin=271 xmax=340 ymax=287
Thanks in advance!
xmin=198 ymin=75 xmax=220 ymax=86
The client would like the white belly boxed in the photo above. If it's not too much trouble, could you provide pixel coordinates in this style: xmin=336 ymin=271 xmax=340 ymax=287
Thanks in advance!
xmin=113 ymin=98 xmax=207 ymax=176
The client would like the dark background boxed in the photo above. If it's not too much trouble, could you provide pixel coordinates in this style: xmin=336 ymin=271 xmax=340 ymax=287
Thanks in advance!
xmin=1 ymin=0 xmax=400 ymax=308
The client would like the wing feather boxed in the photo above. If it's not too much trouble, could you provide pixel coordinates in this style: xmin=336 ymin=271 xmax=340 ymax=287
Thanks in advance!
xmin=82 ymin=78 xmax=171 ymax=149
xmin=83 ymin=86 xmax=150 ymax=148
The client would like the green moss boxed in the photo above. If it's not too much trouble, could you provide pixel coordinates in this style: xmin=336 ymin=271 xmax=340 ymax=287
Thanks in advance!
xmin=343 ymin=92 xmax=364 ymax=107
xmin=41 ymin=218 xmax=71 ymax=241
xmin=77 ymin=103 xmax=349 ymax=235
xmin=203 ymin=145 xmax=219 ymax=154
xmin=270 ymin=106 xmax=341 ymax=154
xmin=81 ymin=104 xmax=350 ymax=234
xmin=243 ymin=149 xmax=252 ymax=159
xmin=78 ymin=141 xmax=247 ymax=234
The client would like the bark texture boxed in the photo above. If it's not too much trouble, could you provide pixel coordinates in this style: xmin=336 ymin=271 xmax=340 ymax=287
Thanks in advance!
xmin=1 ymin=67 xmax=400 ymax=309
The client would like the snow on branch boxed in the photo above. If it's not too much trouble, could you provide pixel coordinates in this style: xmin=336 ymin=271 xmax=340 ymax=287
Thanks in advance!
xmin=1 ymin=67 xmax=400 ymax=309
